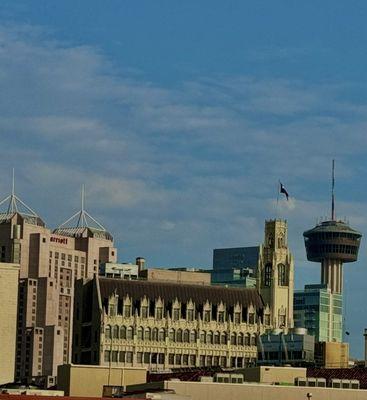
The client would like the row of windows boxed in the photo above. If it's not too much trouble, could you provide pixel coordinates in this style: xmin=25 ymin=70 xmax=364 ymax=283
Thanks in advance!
xmin=50 ymin=252 xmax=86 ymax=263
xmin=308 ymin=244 xmax=358 ymax=255
xmin=308 ymin=232 xmax=359 ymax=240
xmin=264 ymin=263 xmax=289 ymax=287
xmin=104 ymin=351 xmax=255 ymax=368
xmin=109 ymin=302 xmax=258 ymax=324
xmin=104 ymin=325 xmax=257 ymax=346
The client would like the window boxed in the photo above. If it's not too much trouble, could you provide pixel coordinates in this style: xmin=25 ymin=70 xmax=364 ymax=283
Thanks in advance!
xmin=238 ymin=333 xmax=243 ymax=345
xmin=248 ymin=312 xmax=255 ymax=324
xmin=230 ymin=333 xmax=237 ymax=345
xmin=141 ymin=306 xmax=148 ymax=318
xmin=204 ymin=310 xmax=211 ymax=322
xmin=104 ymin=350 xmax=111 ymax=362
xmin=183 ymin=329 xmax=190 ymax=343
xmin=145 ymin=327 xmax=151 ymax=340
xmin=113 ymin=325 xmax=119 ymax=338
xmin=137 ymin=327 xmax=143 ymax=340
xmin=264 ymin=263 xmax=272 ymax=287
xmin=158 ymin=328 xmax=165 ymax=341
xmin=105 ymin=325 xmax=111 ymax=339
xmin=279 ymin=314 xmax=286 ymax=327
xmin=156 ymin=307 xmax=163 ymax=320
xmin=190 ymin=330 xmax=196 ymax=343
xmin=169 ymin=329 xmax=175 ymax=342
xmin=119 ymin=351 xmax=125 ymax=362
xmin=126 ymin=351 xmax=133 ymax=363
xmin=120 ymin=326 xmax=126 ymax=339
xmin=278 ymin=264 xmax=288 ymax=286
xmin=176 ymin=329 xmax=183 ymax=342
xmin=218 ymin=311 xmax=224 ymax=323
xmin=112 ymin=351 xmax=118 ymax=362
xmin=123 ymin=305 xmax=131 ymax=318
xmin=221 ymin=332 xmax=227 ymax=344
xmin=187 ymin=309 xmax=194 ymax=321
xmin=152 ymin=328 xmax=158 ymax=341
xmin=206 ymin=331 xmax=213 ymax=344
xmin=264 ymin=314 xmax=271 ymax=325
xmin=137 ymin=352 xmax=143 ymax=363
xmin=173 ymin=307 xmax=180 ymax=321
xmin=126 ymin=326 xmax=133 ymax=340
xmin=234 ymin=312 xmax=241 ymax=324
xmin=214 ymin=331 xmax=220 ymax=344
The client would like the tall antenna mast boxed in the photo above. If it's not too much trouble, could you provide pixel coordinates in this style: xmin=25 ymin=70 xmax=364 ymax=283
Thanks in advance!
xmin=331 ymin=159 xmax=335 ymax=221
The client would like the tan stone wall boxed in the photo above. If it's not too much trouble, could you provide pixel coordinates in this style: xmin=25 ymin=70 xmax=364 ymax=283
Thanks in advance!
xmin=0 ymin=262 xmax=19 ymax=384
xmin=243 ymin=366 xmax=306 ymax=384
xmin=144 ymin=269 xmax=211 ymax=286
xmin=57 ymin=364 xmax=146 ymax=397
xmin=165 ymin=381 xmax=367 ymax=400
xmin=322 ymin=342 xmax=349 ymax=368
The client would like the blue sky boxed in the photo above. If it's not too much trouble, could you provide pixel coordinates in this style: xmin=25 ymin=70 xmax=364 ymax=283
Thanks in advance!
xmin=1 ymin=1 xmax=367 ymax=357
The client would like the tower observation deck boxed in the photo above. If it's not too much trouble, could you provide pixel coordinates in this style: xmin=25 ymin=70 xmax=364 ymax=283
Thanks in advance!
xmin=303 ymin=161 xmax=362 ymax=294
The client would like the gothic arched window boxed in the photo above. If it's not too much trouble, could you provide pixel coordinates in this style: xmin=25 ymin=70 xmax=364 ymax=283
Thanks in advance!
xmin=278 ymin=263 xmax=288 ymax=286
xmin=264 ymin=263 xmax=272 ymax=287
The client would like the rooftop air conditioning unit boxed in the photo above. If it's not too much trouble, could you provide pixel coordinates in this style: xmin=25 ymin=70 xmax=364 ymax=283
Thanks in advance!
xmin=295 ymin=377 xmax=307 ymax=387
xmin=331 ymin=379 xmax=341 ymax=388
xmin=350 ymin=380 xmax=360 ymax=390
xmin=200 ymin=376 xmax=214 ymax=383
xmin=230 ymin=374 xmax=244 ymax=384
xmin=307 ymin=378 xmax=316 ymax=387
xmin=341 ymin=379 xmax=351 ymax=389
xmin=215 ymin=373 xmax=231 ymax=383
xmin=316 ymin=378 xmax=326 ymax=388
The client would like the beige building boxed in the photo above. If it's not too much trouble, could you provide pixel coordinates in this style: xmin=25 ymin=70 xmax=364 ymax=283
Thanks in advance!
xmin=140 ymin=268 xmax=211 ymax=286
xmin=0 ymin=190 xmax=116 ymax=385
xmin=0 ymin=262 xmax=20 ymax=385
xmin=165 ymin=380 xmax=367 ymax=400
xmin=57 ymin=364 xmax=146 ymax=397
xmin=257 ymin=219 xmax=294 ymax=330
xmin=315 ymin=342 xmax=349 ymax=368
xmin=241 ymin=365 xmax=306 ymax=384
xmin=73 ymin=276 xmax=267 ymax=370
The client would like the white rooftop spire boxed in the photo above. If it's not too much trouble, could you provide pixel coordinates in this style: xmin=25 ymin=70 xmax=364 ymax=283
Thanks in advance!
xmin=57 ymin=185 xmax=106 ymax=231
xmin=0 ymin=169 xmax=39 ymax=217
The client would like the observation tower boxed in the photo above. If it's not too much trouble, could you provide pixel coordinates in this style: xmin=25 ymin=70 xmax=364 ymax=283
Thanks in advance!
xmin=303 ymin=161 xmax=362 ymax=294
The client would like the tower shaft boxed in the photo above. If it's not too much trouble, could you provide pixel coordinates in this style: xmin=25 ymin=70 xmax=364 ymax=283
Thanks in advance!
xmin=321 ymin=259 xmax=343 ymax=294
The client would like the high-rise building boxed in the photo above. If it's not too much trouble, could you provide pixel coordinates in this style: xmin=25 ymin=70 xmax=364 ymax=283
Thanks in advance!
xmin=212 ymin=247 xmax=259 ymax=287
xmin=257 ymin=219 xmax=294 ymax=330
xmin=0 ymin=262 xmax=20 ymax=385
xmin=294 ymin=284 xmax=343 ymax=342
xmin=0 ymin=186 xmax=116 ymax=385
xmin=213 ymin=220 xmax=294 ymax=330
xmin=303 ymin=161 xmax=361 ymax=342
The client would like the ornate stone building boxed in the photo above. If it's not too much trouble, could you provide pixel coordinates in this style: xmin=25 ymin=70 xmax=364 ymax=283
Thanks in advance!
xmin=73 ymin=277 xmax=267 ymax=370
xmin=257 ymin=219 xmax=294 ymax=330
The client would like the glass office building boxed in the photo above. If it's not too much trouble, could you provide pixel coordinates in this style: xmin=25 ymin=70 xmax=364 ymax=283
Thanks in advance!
xmin=212 ymin=246 xmax=259 ymax=288
xmin=294 ymin=284 xmax=343 ymax=343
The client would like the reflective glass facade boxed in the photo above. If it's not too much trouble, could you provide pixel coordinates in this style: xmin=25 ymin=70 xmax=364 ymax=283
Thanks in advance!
xmin=212 ymin=246 xmax=259 ymax=287
xmin=294 ymin=284 xmax=343 ymax=343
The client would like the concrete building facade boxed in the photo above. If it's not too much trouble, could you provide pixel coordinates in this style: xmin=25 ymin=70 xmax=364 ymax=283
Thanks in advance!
xmin=0 ymin=262 xmax=20 ymax=384
xmin=0 ymin=191 xmax=117 ymax=385
xmin=73 ymin=277 xmax=268 ymax=370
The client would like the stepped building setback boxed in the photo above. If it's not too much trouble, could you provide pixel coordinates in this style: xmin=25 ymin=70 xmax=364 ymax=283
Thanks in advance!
xmin=0 ymin=185 xmax=117 ymax=385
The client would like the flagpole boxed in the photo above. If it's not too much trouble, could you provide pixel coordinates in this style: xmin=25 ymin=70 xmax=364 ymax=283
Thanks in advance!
xmin=276 ymin=180 xmax=280 ymax=218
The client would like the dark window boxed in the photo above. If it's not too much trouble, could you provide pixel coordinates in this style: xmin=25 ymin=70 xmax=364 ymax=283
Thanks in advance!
xmin=264 ymin=263 xmax=272 ymax=287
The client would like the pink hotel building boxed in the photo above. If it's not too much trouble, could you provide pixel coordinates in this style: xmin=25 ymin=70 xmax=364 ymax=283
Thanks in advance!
xmin=0 ymin=191 xmax=117 ymax=386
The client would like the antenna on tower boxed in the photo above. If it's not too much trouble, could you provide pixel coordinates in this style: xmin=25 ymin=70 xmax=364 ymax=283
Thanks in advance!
xmin=331 ymin=159 xmax=335 ymax=221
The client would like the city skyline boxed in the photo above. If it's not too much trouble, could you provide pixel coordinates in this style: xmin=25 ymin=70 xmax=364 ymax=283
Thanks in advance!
xmin=1 ymin=1 xmax=367 ymax=359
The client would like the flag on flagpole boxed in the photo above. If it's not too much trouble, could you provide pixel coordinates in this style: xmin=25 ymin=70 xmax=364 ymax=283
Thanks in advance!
xmin=279 ymin=182 xmax=289 ymax=201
